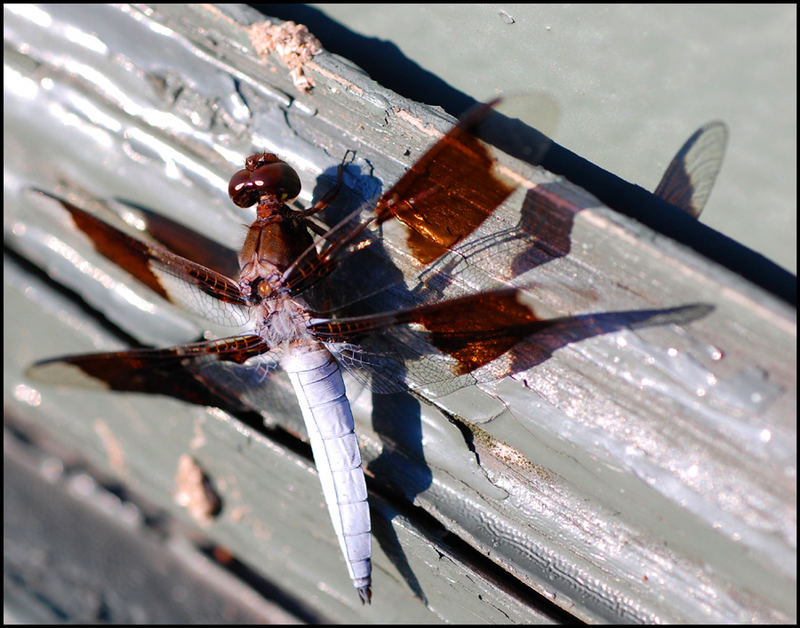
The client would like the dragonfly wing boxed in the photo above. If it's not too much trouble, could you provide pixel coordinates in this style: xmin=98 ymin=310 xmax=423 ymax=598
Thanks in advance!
xmin=27 ymin=189 xmax=250 ymax=327
xmin=27 ymin=335 xmax=277 ymax=415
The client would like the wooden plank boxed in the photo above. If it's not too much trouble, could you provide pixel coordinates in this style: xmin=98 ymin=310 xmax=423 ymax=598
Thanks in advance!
xmin=4 ymin=4 xmax=795 ymax=623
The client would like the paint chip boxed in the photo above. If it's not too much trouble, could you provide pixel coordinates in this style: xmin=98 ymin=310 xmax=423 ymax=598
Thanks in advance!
xmin=175 ymin=454 xmax=222 ymax=523
xmin=247 ymin=20 xmax=322 ymax=93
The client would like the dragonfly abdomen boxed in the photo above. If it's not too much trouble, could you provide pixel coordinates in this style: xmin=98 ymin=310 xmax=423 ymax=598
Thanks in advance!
xmin=282 ymin=345 xmax=372 ymax=603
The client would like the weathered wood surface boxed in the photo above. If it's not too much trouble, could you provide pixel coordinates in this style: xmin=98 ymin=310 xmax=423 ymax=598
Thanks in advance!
xmin=4 ymin=4 xmax=795 ymax=623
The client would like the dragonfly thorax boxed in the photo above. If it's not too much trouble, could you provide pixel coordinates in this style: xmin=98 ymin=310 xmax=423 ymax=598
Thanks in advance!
xmin=255 ymin=295 xmax=314 ymax=348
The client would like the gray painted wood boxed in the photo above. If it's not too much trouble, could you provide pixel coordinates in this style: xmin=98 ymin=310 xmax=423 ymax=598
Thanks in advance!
xmin=4 ymin=4 xmax=795 ymax=623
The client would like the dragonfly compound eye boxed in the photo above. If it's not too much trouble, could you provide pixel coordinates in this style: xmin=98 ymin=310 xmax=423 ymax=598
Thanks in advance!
xmin=229 ymin=156 xmax=302 ymax=207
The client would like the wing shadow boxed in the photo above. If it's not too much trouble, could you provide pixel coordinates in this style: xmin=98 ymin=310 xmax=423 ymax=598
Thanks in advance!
xmin=501 ymin=303 xmax=716 ymax=380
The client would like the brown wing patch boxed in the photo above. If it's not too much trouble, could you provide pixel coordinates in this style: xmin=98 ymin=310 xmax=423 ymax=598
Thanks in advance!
xmin=282 ymin=100 xmax=518 ymax=295
xmin=311 ymin=289 xmax=545 ymax=375
xmin=375 ymin=100 xmax=517 ymax=264
xmin=32 ymin=190 xmax=248 ymax=312
xmin=27 ymin=335 xmax=268 ymax=396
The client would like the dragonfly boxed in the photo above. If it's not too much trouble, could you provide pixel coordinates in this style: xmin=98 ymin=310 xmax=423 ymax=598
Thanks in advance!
xmin=25 ymin=99 xmax=722 ymax=603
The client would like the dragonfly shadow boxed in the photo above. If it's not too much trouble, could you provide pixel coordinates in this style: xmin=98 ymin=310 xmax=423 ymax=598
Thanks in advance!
xmin=307 ymin=160 xmax=716 ymax=604
xmin=369 ymin=498 xmax=430 ymax=606
xmin=416 ymin=182 xmax=593 ymax=300
xmin=504 ymin=303 xmax=716 ymax=379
